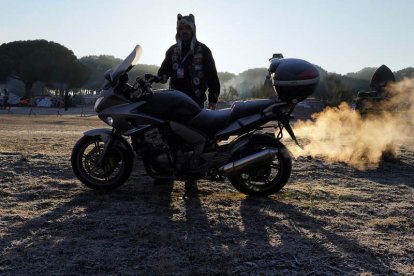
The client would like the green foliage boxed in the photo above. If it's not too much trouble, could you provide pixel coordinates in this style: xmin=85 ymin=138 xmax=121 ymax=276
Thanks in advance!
xmin=218 ymin=72 xmax=236 ymax=84
xmin=0 ymin=40 xmax=90 ymax=98
xmin=346 ymin=66 xmax=414 ymax=82
xmin=219 ymin=68 xmax=268 ymax=99
xmin=80 ymin=55 xmax=164 ymax=90
xmin=130 ymin=64 xmax=164 ymax=89
xmin=395 ymin=67 xmax=414 ymax=80
xmin=220 ymin=85 xmax=239 ymax=101
xmin=79 ymin=55 xmax=123 ymax=90
xmin=322 ymin=73 xmax=354 ymax=105
xmin=80 ymin=57 xmax=239 ymax=92
xmin=346 ymin=67 xmax=377 ymax=81
xmin=238 ymin=68 xmax=268 ymax=81
xmin=251 ymin=84 xmax=275 ymax=99
xmin=1 ymin=39 xmax=411 ymax=105
xmin=238 ymin=68 xmax=269 ymax=98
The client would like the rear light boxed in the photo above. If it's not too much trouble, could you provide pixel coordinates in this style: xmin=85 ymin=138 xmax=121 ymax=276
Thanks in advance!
xmin=298 ymin=70 xmax=319 ymax=80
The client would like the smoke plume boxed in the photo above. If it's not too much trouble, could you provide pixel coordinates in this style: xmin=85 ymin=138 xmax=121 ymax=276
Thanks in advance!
xmin=289 ymin=78 xmax=414 ymax=170
xmin=222 ymin=68 xmax=268 ymax=98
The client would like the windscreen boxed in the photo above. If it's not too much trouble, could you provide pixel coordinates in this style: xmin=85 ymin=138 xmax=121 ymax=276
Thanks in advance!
xmin=111 ymin=45 xmax=143 ymax=82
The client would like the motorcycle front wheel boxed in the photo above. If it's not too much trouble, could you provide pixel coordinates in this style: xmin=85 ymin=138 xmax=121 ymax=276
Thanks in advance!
xmin=228 ymin=138 xmax=292 ymax=197
xmin=71 ymin=136 xmax=133 ymax=190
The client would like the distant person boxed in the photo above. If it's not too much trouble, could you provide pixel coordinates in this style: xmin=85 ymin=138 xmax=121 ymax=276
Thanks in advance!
xmin=158 ymin=13 xmax=220 ymax=110
xmin=3 ymin=88 xmax=9 ymax=109
xmin=64 ymin=91 xmax=70 ymax=111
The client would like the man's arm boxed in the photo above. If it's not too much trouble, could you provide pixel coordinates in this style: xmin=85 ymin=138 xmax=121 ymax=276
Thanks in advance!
xmin=158 ymin=47 xmax=173 ymax=83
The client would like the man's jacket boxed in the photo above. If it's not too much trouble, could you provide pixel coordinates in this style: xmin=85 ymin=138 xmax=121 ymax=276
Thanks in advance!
xmin=158 ymin=42 xmax=220 ymax=104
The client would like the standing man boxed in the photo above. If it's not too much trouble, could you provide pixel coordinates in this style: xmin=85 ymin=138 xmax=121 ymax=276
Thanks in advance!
xmin=158 ymin=14 xmax=220 ymax=110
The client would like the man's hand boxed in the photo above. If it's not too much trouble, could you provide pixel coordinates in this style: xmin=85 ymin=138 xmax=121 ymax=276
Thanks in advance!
xmin=158 ymin=74 xmax=168 ymax=84
xmin=208 ymin=102 xmax=217 ymax=110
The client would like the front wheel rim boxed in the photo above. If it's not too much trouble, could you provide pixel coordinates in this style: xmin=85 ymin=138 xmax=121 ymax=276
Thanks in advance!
xmin=78 ymin=139 xmax=126 ymax=185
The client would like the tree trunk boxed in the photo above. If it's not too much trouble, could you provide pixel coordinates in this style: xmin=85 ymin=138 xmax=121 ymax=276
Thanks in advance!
xmin=24 ymin=81 xmax=33 ymax=99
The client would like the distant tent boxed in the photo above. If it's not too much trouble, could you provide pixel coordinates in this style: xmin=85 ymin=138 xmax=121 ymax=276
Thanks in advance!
xmin=370 ymin=65 xmax=395 ymax=95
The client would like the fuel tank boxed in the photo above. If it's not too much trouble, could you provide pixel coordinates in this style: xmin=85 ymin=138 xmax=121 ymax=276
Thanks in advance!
xmin=140 ymin=89 xmax=202 ymax=123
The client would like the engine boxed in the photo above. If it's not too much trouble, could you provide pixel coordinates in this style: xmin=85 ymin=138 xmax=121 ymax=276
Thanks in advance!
xmin=143 ymin=128 xmax=166 ymax=149
xmin=137 ymin=127 xmax=191 ymax=175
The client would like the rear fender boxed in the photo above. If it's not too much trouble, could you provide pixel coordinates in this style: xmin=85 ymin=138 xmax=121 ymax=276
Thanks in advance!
xmin=215 ymin=113 xmax=266 ymax=140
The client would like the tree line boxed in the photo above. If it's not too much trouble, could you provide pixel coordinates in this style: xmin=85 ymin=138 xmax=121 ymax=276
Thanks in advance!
xmin=0 ymin=40 xmax=89 ymax=98
xmin=219 ymin=65 xmax=414 ymax=106
xmin=1 ymin=40 xmax=413 ymax=106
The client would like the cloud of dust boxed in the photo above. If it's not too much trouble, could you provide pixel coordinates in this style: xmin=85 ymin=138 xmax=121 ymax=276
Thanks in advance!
xmin=290 ymin=78 xmax=414 ymax=170
xmin=222 ymin=69 xmax=267 ymax=98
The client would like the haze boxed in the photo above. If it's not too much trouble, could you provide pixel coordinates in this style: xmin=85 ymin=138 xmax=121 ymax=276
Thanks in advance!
xmin=1 ymin=0 xmax=413 ymax=74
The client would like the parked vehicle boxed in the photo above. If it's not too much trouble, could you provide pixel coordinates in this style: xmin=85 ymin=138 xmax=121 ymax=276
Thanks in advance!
xmin=71 ymin=45 xmax=319 ymax=196
xmin=354 ymin=65 xmax=395 ymax=114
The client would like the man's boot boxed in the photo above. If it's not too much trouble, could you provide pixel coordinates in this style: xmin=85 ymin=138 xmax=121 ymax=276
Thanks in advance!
xmin=183 ymin=178 xmax=197 ymax=199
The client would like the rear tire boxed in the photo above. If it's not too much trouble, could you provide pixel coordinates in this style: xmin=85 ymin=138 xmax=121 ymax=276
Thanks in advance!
xmin=71 ymin=136 xmax=133 ymax=190
xmin=228 ymin=136 xmax=292 ymax=196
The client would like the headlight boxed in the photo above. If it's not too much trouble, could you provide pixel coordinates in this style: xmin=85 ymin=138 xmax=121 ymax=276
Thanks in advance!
xmin=94 ymin=96 xmax=104 ymax=112
xmin=104 ymin=116 xmax=114 ymax=126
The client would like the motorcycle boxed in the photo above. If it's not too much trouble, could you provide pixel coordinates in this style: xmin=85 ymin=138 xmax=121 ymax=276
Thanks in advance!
xmin=71 ymin=45 xmax=319 ymax=196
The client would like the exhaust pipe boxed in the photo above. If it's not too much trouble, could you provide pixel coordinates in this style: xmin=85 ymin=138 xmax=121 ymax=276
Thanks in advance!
xmin=220 ymin=148 xmax=278 ymax=176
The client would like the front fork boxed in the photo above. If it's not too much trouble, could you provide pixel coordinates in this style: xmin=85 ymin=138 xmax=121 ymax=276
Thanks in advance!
xmin=96 ymin=129 xmax=116 ymax=167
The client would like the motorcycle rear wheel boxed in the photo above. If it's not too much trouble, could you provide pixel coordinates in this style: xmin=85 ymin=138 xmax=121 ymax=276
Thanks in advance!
xmin=228 ymin=139 xmax=292 ymax=196
xmin=71 ymin=136 xmax=133 ymax=190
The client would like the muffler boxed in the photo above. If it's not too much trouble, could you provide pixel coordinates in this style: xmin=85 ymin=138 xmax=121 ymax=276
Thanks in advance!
xmin=220 ymin=148 xmax=278 ymax=176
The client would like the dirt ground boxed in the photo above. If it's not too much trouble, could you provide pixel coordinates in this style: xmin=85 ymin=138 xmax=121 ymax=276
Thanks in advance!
xmin=0 ymin=114 xmax=413 ymax=275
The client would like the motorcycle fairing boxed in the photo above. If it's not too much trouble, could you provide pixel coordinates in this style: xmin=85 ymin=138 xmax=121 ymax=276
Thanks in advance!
xmin=99 ymin=101 xmax=164 ymax=132
xmin=83 ymin=128 xmax=134 ymax=153
xmin=94 ymin=88 xmax=132 ymax=113
xmin=169 ymin=121 xmax=206 ymax=146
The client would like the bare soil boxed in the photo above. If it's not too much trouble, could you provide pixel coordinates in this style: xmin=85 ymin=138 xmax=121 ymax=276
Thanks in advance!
xmin=0 ymin=114 xmax=413 ymax=275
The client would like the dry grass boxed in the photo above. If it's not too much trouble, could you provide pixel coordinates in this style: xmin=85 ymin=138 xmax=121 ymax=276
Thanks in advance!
xmin=0 ymin=114 xmax=413 ymax=275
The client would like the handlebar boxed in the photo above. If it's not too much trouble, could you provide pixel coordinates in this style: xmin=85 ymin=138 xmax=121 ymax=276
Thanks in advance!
xmin=144 ymin=74 xmax=161 ymax=84
xmin=125 ymin=73 xmax=161 ymax=100
xmin=134 ymin=74 xmax=161 ymax=88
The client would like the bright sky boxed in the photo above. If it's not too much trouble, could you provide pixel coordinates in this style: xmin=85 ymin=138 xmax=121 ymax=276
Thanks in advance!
xmin=1 ymin=0 xmax=413 ymax=75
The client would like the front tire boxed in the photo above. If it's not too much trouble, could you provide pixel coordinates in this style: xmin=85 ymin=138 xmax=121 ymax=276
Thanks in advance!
xmin=71 ymin=136 xmax=133 ymax=190
xmin=228 ymin=136 xmax=292 ymax=196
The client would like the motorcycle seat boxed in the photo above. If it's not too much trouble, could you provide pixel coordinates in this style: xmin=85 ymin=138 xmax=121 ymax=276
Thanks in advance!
xmin=229 ymin=99 xmax=275 ymax=122
xmin=189 ymin=99 xmax=275 ymax=137
xmin=190 ymin=108 xmax=232 ymax=137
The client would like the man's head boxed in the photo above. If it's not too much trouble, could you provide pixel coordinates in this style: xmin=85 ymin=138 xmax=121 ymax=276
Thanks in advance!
xmin=176 ymin=14 xmax=197 ymax=50
xmin=178 ymin=21 xmax=193 ymax=43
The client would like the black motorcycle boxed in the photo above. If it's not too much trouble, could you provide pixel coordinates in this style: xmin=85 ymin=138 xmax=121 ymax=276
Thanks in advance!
xmin=71 ymin=45 xmax=319 ymax=196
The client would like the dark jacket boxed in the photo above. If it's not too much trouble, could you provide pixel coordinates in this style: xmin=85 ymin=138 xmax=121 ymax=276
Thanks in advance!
xmin=158 ymin=42 xmax=220 ymax=104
